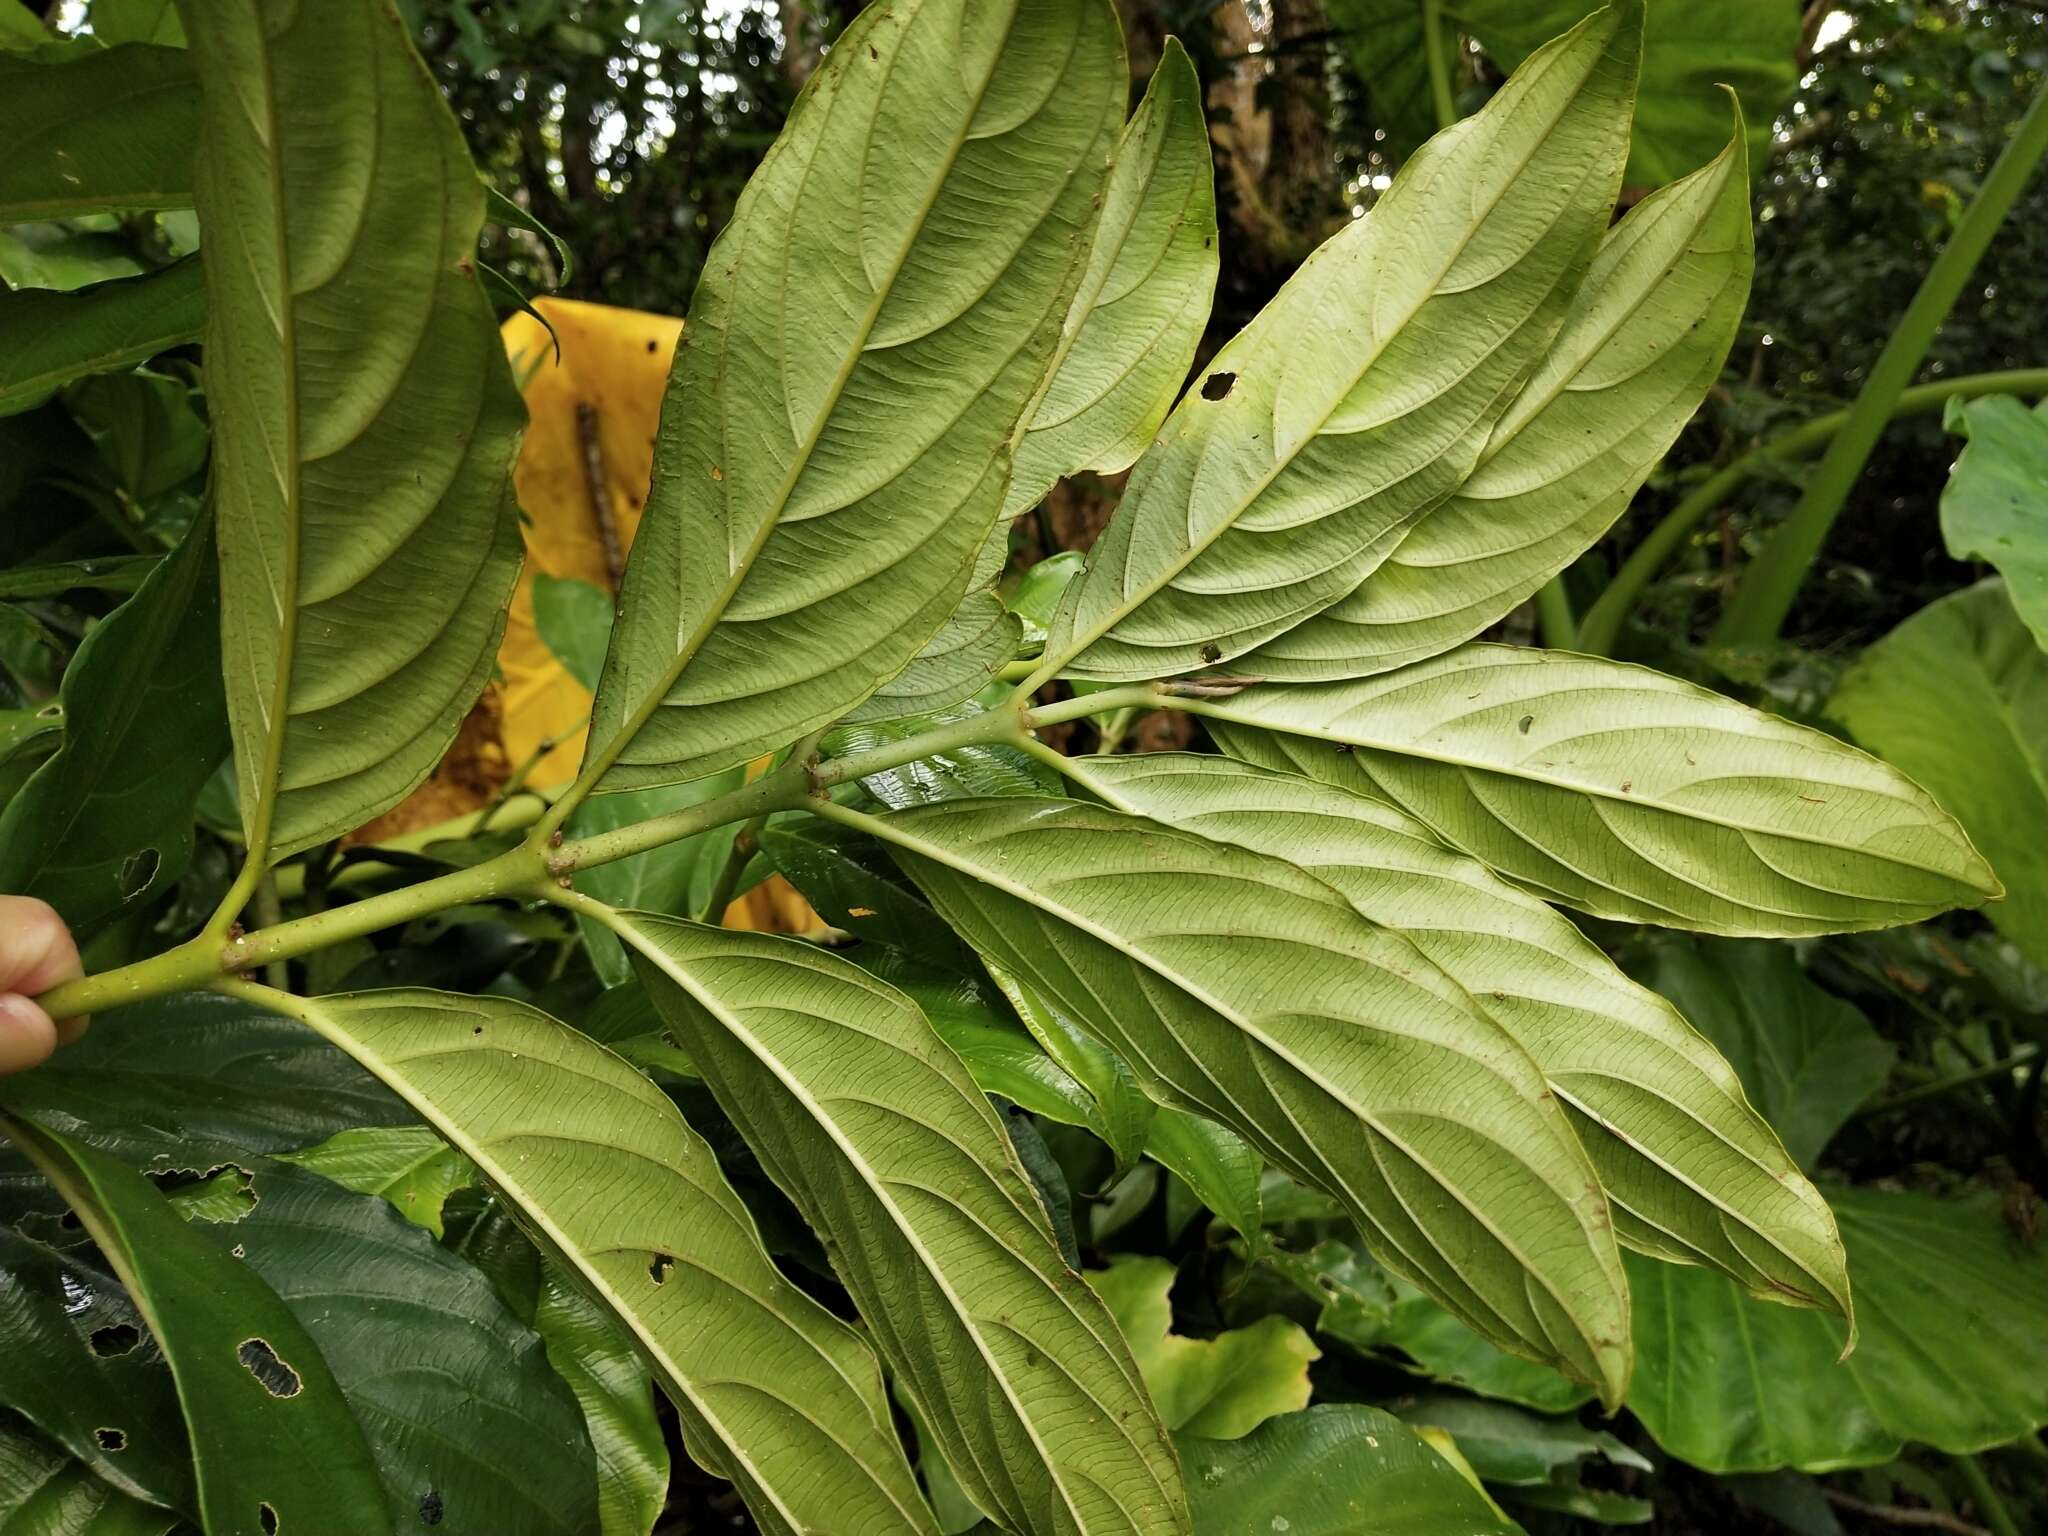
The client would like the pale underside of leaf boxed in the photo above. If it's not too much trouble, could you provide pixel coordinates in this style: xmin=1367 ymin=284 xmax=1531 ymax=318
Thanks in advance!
xmin=853 ymin=796 xmax=1633 ymax=1404
xmin=1201 ymin=646 xmax=2000 ymax=935
xmin=845 ymin=518 xmax=1021 ymax=724
xmin=1002 ymin=35 xmax=1219 ymax=520
xmin=1040 ymin=2 xmax=1640 ymax=682
xmin=1069 ymin=752 xmax=1849 ymax=1317
xmin=584 ymin=0 xmax=1124 ymax=792
xmin=1249 ymin=108 xmax=1752 ymax=679
xmin=276 ymin=986 xmax=937 ymax=1536
xmin=186 ymin=0 xmax=523 ymax=861
xmin=616 ymin=912 xmax=1190 ymax=1536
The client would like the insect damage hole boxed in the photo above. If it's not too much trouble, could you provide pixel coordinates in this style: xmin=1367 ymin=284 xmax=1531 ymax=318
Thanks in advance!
xmin=89 ymin=1323 xmax=140 ymax=1357
xmin=419 ymin=1490 xmax=445 ymax=1526
xmin=1200 ymin=371 xmax=1236 ymax=401
xmin=237 ymin=1338 xmax=303 ymax=1398
xmin=648 ymin=1253 xmax=675 ymax=1285
xmin=95 ymin=1428 xmax=126 ymax=1451
xmin=259 ymin=1502 xmax=279 ymax=1535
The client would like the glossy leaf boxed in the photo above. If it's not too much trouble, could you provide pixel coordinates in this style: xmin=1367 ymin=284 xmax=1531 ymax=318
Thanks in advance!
xmin=1089 ymin=1256 xmax=1314 ymax=1439
xmin=858 ymin=796 xmax=1632 ymax=1403
xmin=583 ymin=0 xmax=1124 ymax=791
xmin=758 ymin=813 xmax=975 ymax=969
xmin=986 ymin=963 xmax=1155 ymax=1175
xmin=1040 ymin=6 xmax=1639 ymax=680
xmin=1633 ymin=938 xmax=1894 ymax=1169
xmin=1942 ymin=395 xmax=2048 ymax=650
xmin=1399 ymin=1393 xmax=1649 ymax=1489
xmin=0 ymin=258 xmax=204 ymax=418
xmin=276 ymin=1125 xmax=473 ymax=1239
xmin=267 ymin=985 xmax=937 ymax=1536
xmin=1076 ymin=752 xmax=1848 ymax=1311
xmin=1004 ymin=37 xmax=1218 ymax=518
xmin=184 ymin=1157 xmax=597 ymax=1536
xmin=187 ymin=0 xmax=524 ymax=860
xmin=0 ymin=45 xmax=197 ymax=220
xmin=1183 ymin=1404 xmax=1519 ymax=1536
xmin=1627 ymin=1188 xmax=2048 ymax=1472
xmin=1205 ymin=646 xmax=2000 ymax=934
xmin=531 ymin=1268 xmax=670 ymax=1536
xmin=532 ymin=574 xmax=614 ymax=693
xmin=1143 ymin=1109 xmax=1263 ymax=1243
xmin=0 ymin=1115 xmax=391 ymax=1536
xmin=0 ymin=1415 xmax=178 ymax=1536
xmin=1828 ymin=579 xmax=2048 ymax=971
xmin=828 ymin=701 xmax=1060 ymax=809
xmin=0 ymin=513 xmax=226 ymax=935
xmin=617 ymin=912 xmax=1190 ymax=1536
xmin=1252 ymin=113 xmax=1751 ymax=678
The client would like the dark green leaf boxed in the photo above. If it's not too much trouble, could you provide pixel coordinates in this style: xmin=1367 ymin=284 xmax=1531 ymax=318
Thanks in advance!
xmin=0 ymin=1413 xmax=178 ymax=1536
xmin=1143 ymin=1109 xmax=1262 ymax=1243
xmin=757 ymin=813 xmax=974 ymax=969
xmin=0 ymin=45 xmax=197 ymax=220
xmin=0 ymin=258 xmax=204 ymax=418
xmin=1398 ymin=1393 xmax=1648 ymax=1487
xmin=530 ymin=1267 xmax=669 ymax=1536
xmin=0 ymin=557 xmax=157 ymax=599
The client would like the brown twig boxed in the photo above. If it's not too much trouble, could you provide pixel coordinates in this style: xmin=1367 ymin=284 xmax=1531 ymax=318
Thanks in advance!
xmin=1824 ymin=1489 xmax=1991 ymax=1536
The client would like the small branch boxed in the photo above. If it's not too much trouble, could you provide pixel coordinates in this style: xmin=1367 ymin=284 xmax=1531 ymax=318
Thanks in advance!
xmin=1823 ymin=1490 xmax=1989 ymax=1536
xmin=1858 ymin=1048 xmax=2039 ymax=1117
xmin=575 ymin=402 xmax=626 ymax=593
xmin=697 ymin=814 xmax=768 ymax=926
xmin=477 ymin=714 xmax=588 ymax=835
xmin=248 ymin=874 xmax=290 ymax=992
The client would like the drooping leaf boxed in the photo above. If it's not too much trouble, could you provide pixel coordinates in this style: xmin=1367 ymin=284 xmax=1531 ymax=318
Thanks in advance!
xmin=1004 ymin=36 xmax=1218 ymax=518
xmin=0 ymin=1115 xmax=391 ymax=1536
xmin=1942 ymin=395 xmax=2048 ymax=651
xmin=182 ymin=1157 xmax=597 ymax=1536
xmin=1627 ymin=1188 xmax=2048 ymax=1472
xmin=275 ymin=1125 xmax=474 ymax=1239
xmin=1204 ymin=647 xmax=2000 ymax=934
xmin=530 ymin=1267 xmax=671 ymax=1536
xmin=1182 ymin=1404 xmax=1519 ymax=1536
xmin=582 ymin=0 xmax=1124 ymax=792
xmin=0 ymin=258 xmax=204 ymax=418
xmin=1399 ymin=1393 xmax=1650 ymax=1490
xmin=1251 ymin=110 xmax=1751 ymax=678
xmin=759 ymin=812 xmax=976 ymax=969
xmin=259 ymin=985 xmax=938 ymax=1536
xmin=0 ymin=1414 xmax=178 ymax=1536
xmin=0 ymin=1226 xmax=193 ymax=1513
xmin=852 ymin=796 xmax=1632 ymax=1403
xmin=0 ymin=45 xmax=197 ymax=220
xmin=1037 ymin=5 xmax=1639 ymax=681
xmin=617 ymin=913 xmax=1191 ymax=1536
xmin=1089 ymin=1256 xmax=1315 ymax=1439
xmin=1632 ymin=938 xmax=1894 ymax=1169
xmin=1827 ymin=579 xmax=2048 ymax=971
xmin=0 ymin=511 xmax=226 ymax=935
xmin=986 ymin=963 xmax=1156 ymax=1175
xmin=1074 ymin=752 xmax=1848 ymax=1312
xmin=184 ymin=0 xmax=523 ymax=861
xmin=1143 ymin=1109 xmax=1263 ymax=1243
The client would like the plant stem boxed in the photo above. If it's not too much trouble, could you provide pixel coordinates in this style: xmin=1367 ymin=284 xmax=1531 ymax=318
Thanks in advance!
xmin=1534 ymin=576 xmax=1575 ymax=649
xmin=1951 ymin=1453 xmax=2022 ymax=1536
xmin=697 ymin=813 xmax=767 ymax=925
xmin=1857 ymin=1047 xmax=2039 ymax=1117
xmin=1575 ymin=367 xmax=2048 ymax=656
xmin=1712 ymin=78 xmax=2048 ymax=648
xmin=1421 ymin=0 xmax=1456 ymax=130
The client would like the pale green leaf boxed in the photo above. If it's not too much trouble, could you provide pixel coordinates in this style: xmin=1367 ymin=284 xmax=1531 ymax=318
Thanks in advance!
xmin=1627 ymin=1188 xmax=2048 ymax=1472
xmin=1089 ymin=1256 xmax=1314 ymax=1440
xmin=848 ymin=796 xmax=1633 ymax=1403
xmin=583 ymin=0 xmax=1124 ymax=792
xmin=1003 ymin=37 xmax=1218 ymax=519
xmin=615 ymin=913 xmax=1190 ymax=1536
xmin=1072 ymin=752 xmax=1848 ymax=1313
xmin=0 ymin=257 xmax=204 ymax=418
xmin=844 ymin=524 xmax=1022 ymax=725
xmin=1250 ymin=110 xmax=1751 ymax=678
xmin=1038 ymin=5 xmax=1639 ymax=681
xmin=1942 ymin=395 xmax=2048 ymax=650
xmin=1633 ymin=938 xmax=1894 ymax=1169
xmin=276 ymin=1125 xmax=474 ymax=1239
xmin=1829 ymin=581 xmax=2048 ymax=970
xmin=1203 ymin=646 xmax=2000 ymax=934
xmin=260 ymin=986 xmax=939 ymax=1536
xmin=185 ymin=0 xmax=523 ymax=860
xmin=0 ymin=45 xmax=196 ymax=221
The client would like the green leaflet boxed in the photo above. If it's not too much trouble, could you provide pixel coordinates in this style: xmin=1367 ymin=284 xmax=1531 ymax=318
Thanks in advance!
xmin=614 ymin=912 xmax=1190 ymax=1536
xmin=277 ymin=1125 xmax=474 ymax=1239
xmin=0 ymin=257 xmax=205 ymax=418
xmin=181 ymin=0 xmax=523 ymax=861
xmin=0 ymin=45 xmax=197 ymax=221
xmin=0 ymin=511 xmax=226 ymax=936
xmin=253 ymin=985 xmax=936 ymax=1536
xmin=581 ymin=0 xmax=1124 ymax=792
xmin=1941 ymin=395 xmax=2048 ymax=650
xmin=840 ymin=796 xmax=1633 ymax=1405
xmin=0 ymin=1115 xmax=391 ymax=1536
xmin=1202 ymin=646 xmax=2000 ymax=934
xmin=1828 ymin=579 xmax=2048 ymax=971
xmin=1070 ymin=753 xmax=1849 ymax=1315
xmin=1250 ymin=111 xmax=1751 ymax=678
xmin=1038 ymin=4 xmax=1640 ymax=682
xmin=1627 ymin=1189 xmax=2048 ymax=1472
xmin=0 ymin=1415 xmax=179 ymax=1536
xmin=1002 ymin=37 xmax=1219 ymax=520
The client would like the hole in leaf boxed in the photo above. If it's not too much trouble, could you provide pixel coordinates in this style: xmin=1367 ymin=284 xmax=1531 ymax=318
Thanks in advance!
xmin=237 ymin=1339 xmax=303 ymax=1398
xmin=419 ymin=1490 xmax=445 ymax=1526
xmin=89 ymin=1324 xmax=140 ymax=1357
xmin=117 ymin=848 xmax=160 ymax=901
xmin=95 ymin=1428 xmax=126 ymax=1451
xmin=648 ymin=1253 xmax=674 ymax=1285
xmin=59 ymin=1211 xmax=80 ymax=1231
xmin=1199 ymin=643 xmax=1222 ymax=664
xmin=1201 ymin=371 xmax=1236 ymax=401
xmin=1518 ymin=714 xmax=1534 ymax=734
xmin=259 ymin=1503 xmax=278 ymax=1535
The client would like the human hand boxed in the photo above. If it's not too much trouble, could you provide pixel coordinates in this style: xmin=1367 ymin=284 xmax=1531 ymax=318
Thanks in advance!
xmin=0 ymin=897 xmax=85 ymax=1076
